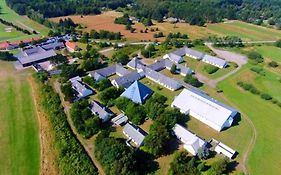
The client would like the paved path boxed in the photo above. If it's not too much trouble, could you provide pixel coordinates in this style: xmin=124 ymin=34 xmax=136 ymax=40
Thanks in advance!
xmin=99 ymin=47 xmax=114 ymax=54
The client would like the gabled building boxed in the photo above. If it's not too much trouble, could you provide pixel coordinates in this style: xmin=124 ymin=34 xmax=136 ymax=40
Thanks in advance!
xmin=15 ymin=46 xmax=57 ymax=67
xmin=70 ymin=76 xmax=93 ymax=99
xmin=88 ymin=64 xmax=130 ymax=82
xmin=127 ymin=57 xmax=145 ymax=71
xmin=111 ymin=113 xmax=128 ymax=126
xmin=144 ymin=67 xmax=182 ymax=91
xmin=111 ymin=71 xmax=145 ymax=88
xmin=41 ymin=41 xmax=65 ymax=51
xmin=163 ymin=52 xmax=184 ymax=64
xmin=202 ymin=55 xmax=227 ymax=68
xmin=89 ymin=100 xmax=113 ymax=122
xmin=215 ymin=142 xmax=236 ymax=159
xmin=121 ymin=81 xmax=153 ymax=104
xmin=171 ymin=88 xmax=238 ymax=132
xmin=173 ymin=124 xmax=206 ymax=155
xmin=123 ymin=123 xmax=147 ymax=148
xmin=65 ymin=41 xmax=78 ymax=52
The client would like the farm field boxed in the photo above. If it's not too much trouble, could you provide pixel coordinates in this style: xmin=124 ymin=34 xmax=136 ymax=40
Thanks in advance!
xmin=217 ymin=65 xmax=281 ymax=175
xmin=0 ymin=23 xmax=24 ymax=41
xmin=51 ymin=10 xmax=281 ymax=42
xmin=0 ymin=61 xmax=40 ymax=175
xmin=0 ymin=0 xmax=49 ymax=41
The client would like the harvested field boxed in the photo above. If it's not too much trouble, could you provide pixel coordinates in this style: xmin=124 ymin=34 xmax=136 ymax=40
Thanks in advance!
xmin=50 ymin=11 xmax=163 ymax=42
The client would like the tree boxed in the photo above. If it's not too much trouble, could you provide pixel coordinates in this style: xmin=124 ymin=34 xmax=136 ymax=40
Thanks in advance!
xmin=275 ymin=40 xmax=281 ymax=48
xmin=208 ymin=158 xmax=229 ymax=175
xmin=170 ymin=64 xmax=177 ymax=74
xmin=197 ymin=147 xmax=210 ymax=160
xmin=204 ymin=65 xmax=219 ymax=74
xmin=184 ymin=74 xmax=203 ymax=87
xmin=61 ymin=82 xmax=75 ymax=101
xmin=247 ymin=51 xmax=264 ymax=64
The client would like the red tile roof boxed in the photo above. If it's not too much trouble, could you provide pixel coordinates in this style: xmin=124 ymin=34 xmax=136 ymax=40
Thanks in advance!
xmin=65 ymin=41 xmax=77 ymax=50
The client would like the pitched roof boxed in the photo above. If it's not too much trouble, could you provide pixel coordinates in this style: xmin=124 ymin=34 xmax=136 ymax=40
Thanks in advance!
xmin=90 ymin=100 xmax=113 ymax=122
xmin=111 ymin=113 xmax=128 ymax=125
xmin=184 ymin=47 xmax=205 ymax=59
xmin=173 ymin=124 xmax=206 ymax=155
xmin=165 ymin=52 xmax=183 ymax=63
xmin=144 ymin=67 xmax=182 ymax=91
xmin=112 ymin=71 xmax=145 ymax=88
xmin=41 ymin=42 xmax=65 ymax=50
xmin=88 ymin=64 xmax=130 ymax=80
xmin=70 ymin=76 xmax=93 ymax=98
xmin=123 ymin=123 xmax=146 ymax=147
xmin=127 ymin=57 xmax=145 ymax=70
xmin=171 ymin=88 xmax=238 ymax=131
xmin=65 ymin=41 xmax=77 ymax=50
xmin=15 ymin=46 xmax=57 ymax=65
xmin=202 ymin=55 xmax=227 ymax=68
xmin=121 ymin=81 xmax=153 ymax=104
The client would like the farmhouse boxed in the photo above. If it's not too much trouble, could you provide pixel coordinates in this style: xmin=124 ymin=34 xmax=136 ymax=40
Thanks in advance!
xmin=88 ymin=63 xmax=130 ymax=82
xmin=173 ymin=124 xmax=206 ymax=155
xmin=65 ymin=41 xmax=78 ymax=52
xmin=171 ymin=88 xmax=238 ymax=132
xmin=89 ymin=100 xmax=113 ymax=122
xmin=70 ymin=76 xmax=93 ymax=99
xmin=121 ymin=81 xmax=153 ymax=104
xmin=15 ymin=46 xmax=57 ymax=67
xmin=123 ymin=123 xmax=147 ymax=148
xmin=111 ymin=113 xmax=128 ymax=126
xmin=202 ymin=55 xmax=227 ymax=68
xmin=215 ymin=142 xmax=236 ymax=159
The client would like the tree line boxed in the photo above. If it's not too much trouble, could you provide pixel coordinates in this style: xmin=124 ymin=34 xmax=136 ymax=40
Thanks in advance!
xmin=0 ymin=18 xmax=35 ymax=35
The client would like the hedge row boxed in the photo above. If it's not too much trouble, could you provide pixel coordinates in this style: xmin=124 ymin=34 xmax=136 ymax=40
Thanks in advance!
xmin=237 ymin=81 xmax=281 ymax=108
xmin=33 ymin=74 xmax=98 ymax=175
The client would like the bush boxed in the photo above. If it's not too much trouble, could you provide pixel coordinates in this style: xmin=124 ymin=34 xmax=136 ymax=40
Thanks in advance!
xmin=250 ymin=67 xmax=266 ymax=76
xmin=247 ymin=51 xmax=264 ymax=64
xmin=261 ymin=93 xmax=272 ymax=100
xmin=184 ymin=74 xmax=203 ymax=87
xmin=204 ymin=65 xmax=219 ymax=74
xmin=275 ymin=39 xmax=281 ymax=48
xmin=0 ymin=52 xmax=16 ymax=61
xmin=268 ymin=61 xmax=279 ymax=68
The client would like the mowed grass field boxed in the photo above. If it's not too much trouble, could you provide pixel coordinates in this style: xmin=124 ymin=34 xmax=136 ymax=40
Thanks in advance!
xmin=0 ymin=61 xmax=40 ymax=175
xmin=217 ymin=64 xmax=281 ymax=175
xmin=0 ymin=23 xmax=24 ymax=41
xmin=0 ymin=0 xmax=49 ymax=41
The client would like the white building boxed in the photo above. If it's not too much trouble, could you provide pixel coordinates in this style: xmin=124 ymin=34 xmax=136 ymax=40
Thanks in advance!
xmin=173 ymin=124 xmax=206 ymax=155
xmin=202 ymin=55 xmax=227 ymax=68
xmin=215 ymin=142 xmax=236 ymax=159
xmin=171 ymin=89 xmax=238 ymax=132
xmin=70 ymin=76 xmax=93 ymax=99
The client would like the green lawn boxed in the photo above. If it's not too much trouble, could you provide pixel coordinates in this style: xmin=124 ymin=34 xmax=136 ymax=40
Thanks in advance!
xmin=0 ymin=61 xmax=40 ymax=175
xmin=0 ymin=0 xmax=49 ymax=40
xmin=207 ymin=21 xmax=281 ymax=41
xmin=0 ymin=23 xmax=24 ymax=41
xmin=217 ymin=65 xmax=281 ymax=175
xmin=254 ymin=45 xmax=281 ymax=62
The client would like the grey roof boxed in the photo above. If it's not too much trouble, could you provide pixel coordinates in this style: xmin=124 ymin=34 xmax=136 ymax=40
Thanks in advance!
xmin=41 ymin=42 xmax=65 ymax=50
xmin=165 ymin=53 xmax=183 ymax=63
xmin=184 ymin=47 xmax=205 ymax=59
xmin=144 ymin=67 xmax=182 ymax=91
xmin=90 ymin=100 xmax=113 ymax=122
xmin=15 ymin=46 xmax=57 ymax=65
xmin=88 ymin=64 xmax=130 ymax=81
xmin=147 ymin=59 xmax=166 ymax=71
xmin=173 ymin=46 xmax=189 ymax=57
xmin=123 ymin=123 xmax=147 ymax=147
xmin=111 ymin=113 xmax=128 ymax=125
xmin=202 ymin=55 xmax=227 ymax=68
xmin=127 ymin=57 xmax=145 ymax=70
xmin=70 ymin=76 xmax=93 ymax=98
xmin=112 ymin=71 xmax=145 ymax=88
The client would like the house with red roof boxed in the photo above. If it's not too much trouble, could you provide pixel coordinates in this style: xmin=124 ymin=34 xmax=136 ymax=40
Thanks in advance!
xmin=65 ymin=41 xmax=78 ymax=52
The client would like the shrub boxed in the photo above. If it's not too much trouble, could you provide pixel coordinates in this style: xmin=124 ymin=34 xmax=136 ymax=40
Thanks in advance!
xmin=184 ymin=74 xmax=203 ymax=87
xmin=204 ymin=65 xmax=219 ymax=74
xmin=247 ymin=51 xmax=264 ymax=64
xmin=268 ymin=61 xmax=279 ymax=68
xmin=261 ymin=93 xmax=272 ymax=100
xmin=250 ymin=67 xmax=266 ymax=76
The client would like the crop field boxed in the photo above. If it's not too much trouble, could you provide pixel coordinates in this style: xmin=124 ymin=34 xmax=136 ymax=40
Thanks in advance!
xmin=0 ymin=0 xmax=49 ymax=40
xmin=217 ymin=65 xmax=281 ymax=175
xmin=0 ymin=61 xmax=40 ymax=175
xmin=50 ymin=11 xmax=163 ymax=42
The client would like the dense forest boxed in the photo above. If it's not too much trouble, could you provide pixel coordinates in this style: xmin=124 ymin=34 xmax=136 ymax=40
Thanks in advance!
xmin=5 ymin=0 xmax=281 ymax=27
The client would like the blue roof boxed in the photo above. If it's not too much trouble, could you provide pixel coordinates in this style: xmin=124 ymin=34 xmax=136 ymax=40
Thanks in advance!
xmin=121 ymin=81 xmax=153 ymax=104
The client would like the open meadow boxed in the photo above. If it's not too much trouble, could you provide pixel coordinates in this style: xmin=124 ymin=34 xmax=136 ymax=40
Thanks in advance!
xmin=0 ymin=0 xmax=49 ymax=41
xmin=0 ymin=61 xmax=40 ymax=175
xmin=217 ymin=65 xmax=281 ymax=175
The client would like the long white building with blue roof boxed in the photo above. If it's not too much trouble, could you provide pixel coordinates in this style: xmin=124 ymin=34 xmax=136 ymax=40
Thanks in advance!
xmin=171 ymin=88 xmax=238 ymax=132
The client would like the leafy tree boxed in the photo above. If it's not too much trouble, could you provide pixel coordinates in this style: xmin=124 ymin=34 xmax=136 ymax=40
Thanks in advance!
xmin=98 ymin=87 xmax=124 ymax=105
xmin=0 ymin=52 xmax=16 ymax=61
xmin=247 ymin=51 xmax=264 ymax=64
xmin=208 ymin=157 xmax=229 ymax=175
xmin=170 ymin=64 xmax=177 ymax=74
xmin=197 ymin=147 xmax=210 ymax=160
xmin=184 ymin=74 xmax=203 ymax=87
xmin=61 ymin=82 xmax=75 ymax=101
xmin=275 ymin=40 xmax=281 ymax=48
xmin=268 ymin=61 xmax=279 ymax=68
